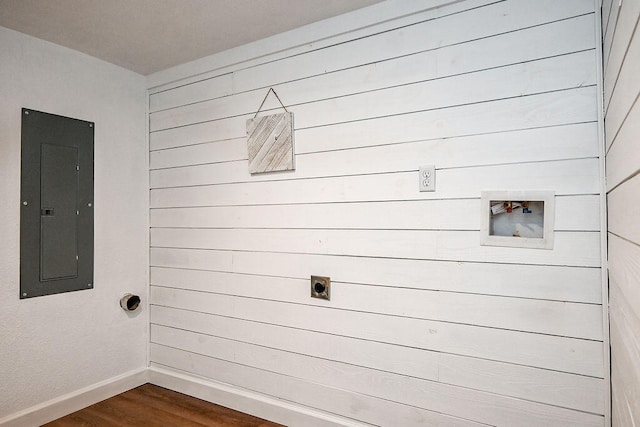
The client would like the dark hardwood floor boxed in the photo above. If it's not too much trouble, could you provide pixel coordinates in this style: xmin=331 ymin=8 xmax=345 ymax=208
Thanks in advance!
xmin=43 ymin=383 xmax=285 ymax=426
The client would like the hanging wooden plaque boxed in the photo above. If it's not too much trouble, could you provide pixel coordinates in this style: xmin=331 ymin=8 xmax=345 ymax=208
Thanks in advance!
xmin=246 ymin=111 xmax=294 ymax=174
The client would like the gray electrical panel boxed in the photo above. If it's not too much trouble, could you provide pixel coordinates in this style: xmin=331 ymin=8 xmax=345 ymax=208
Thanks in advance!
xmin=20 ymin=108 xmax=94 ymax=298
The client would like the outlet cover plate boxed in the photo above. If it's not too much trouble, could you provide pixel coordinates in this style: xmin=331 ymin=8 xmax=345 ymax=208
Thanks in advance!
xmin=419 ymin=165 xmax=435 ymax=192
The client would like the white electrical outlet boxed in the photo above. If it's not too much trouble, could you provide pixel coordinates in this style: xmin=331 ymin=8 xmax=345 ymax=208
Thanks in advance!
xmin=419 ymin=165 xmax=435 ymax=192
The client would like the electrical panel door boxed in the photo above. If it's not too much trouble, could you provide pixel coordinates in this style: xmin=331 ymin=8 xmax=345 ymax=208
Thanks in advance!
xmin=20 ymin=108 xmax=94 ymax=298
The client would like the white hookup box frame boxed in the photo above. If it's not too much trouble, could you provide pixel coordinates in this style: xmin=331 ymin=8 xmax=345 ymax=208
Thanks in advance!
xmin=480 ymin=190 xmax=555 ymax=250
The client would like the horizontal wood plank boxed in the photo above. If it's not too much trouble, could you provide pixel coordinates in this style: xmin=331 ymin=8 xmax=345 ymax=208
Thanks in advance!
xmin=604 ymin=19 xmax=640 ymax=145
xmin=149 ymin=253 xmax=602 ymax=304
xmin=150 ymin=137 xmax=246 ymax=167
xmin=150 ymin=72 xmax=233 ymax=113
xmin=148 ymin=350 xmax=489 ymax=427
xmin=609 ymin=277 xmax=640 ymax=427
xmin=150 ymin=306 xmax=604 ymax=414
xmin=150 ymin=83 xmax=597 ymax=152
xmin=602 ymin=0 xmax=614 ymax=37
xmin=606 ymin=98 xmax=640 ymax=189
xmin=150 ymin=158 xmax=600 ymax=207
xmin=264 ymin=52 xmax=596 ymax=131
xmin=150 ymin=228 xmax=601 ymax=267
xmin=149 ymin=269 xmax=602 ymax=339
xmin=602 ymin=0 xmax=621 ymax=71
xmin=606 ymin=235 xmax=640 ymax=426
xmin=608 ymin=234 xmax=640 ymax=310
xmin=608 ymin=174 xmax=640 ymax=246
xmin=149 ymin=0 xmax=594 ymax=112
xmin=150 ymin=50 xmax=596 ymax=132
xmin=603 ymin=0 xmax=640 ymax=110
xmin=150 ymin=305 xmax=439 ymax=382
xmin=605 ymin=2 xmax=640 ymax=423
xmin=230 ymin=0 xmax=595 ymax=100
xmin=147 ymin=0 xmax=498 ymax=99
xmin=292 ymin=86 xmax=598 ymax=155
xmin=150 ymin=194 xmax=600 ymax=232
xmin=150 ymin=334 xmax=602 ymax=426
xmin=611 ymin=389 xmax=633 ymax=427
xmin=150 ymin=123 xmax=600 ymax=187
xmin=610 ymin=280 xmax=640 ymax=367
xmin=149 ymin=286 xmax=604 ymax=376
xmin=151 ymin=122 xmax=598 ymax=171
xmin=437 ymin=352 xmax=604 ymax=414
xmin=150 ymin=15 xmax=595 ymax=125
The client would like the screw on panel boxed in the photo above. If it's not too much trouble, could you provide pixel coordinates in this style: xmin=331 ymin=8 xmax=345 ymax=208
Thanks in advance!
xmin=22 ymin=293 xmax=27 ymax=297
xmin=24 ymin=111 xmax=29 ymax=115
xmin=22 ymin=201 xmax=28 ymax=206
xmin=87 ymin=284 xmax=92 ymax=287
xmin=88 ymin=203 xmax=92 ymax=207
xmin=89 ymin=123 xmax=93 ymax=128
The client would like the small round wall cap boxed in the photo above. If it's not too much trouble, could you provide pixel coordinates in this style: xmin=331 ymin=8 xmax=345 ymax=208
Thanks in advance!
xmin=120 ymin=293 xmax=141 ymax=311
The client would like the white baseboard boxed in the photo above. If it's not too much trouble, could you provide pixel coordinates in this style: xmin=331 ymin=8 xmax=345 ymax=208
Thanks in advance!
xmin=0 ymin=368 xmax=148 ymax=427
xmin=0 ymin=367 xmax=369 ymax=427
xmin=148 ymin=366 xmax=370 ymax=427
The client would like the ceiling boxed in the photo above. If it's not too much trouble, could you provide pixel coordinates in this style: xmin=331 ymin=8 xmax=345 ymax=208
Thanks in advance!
xmin=0 ymin=0 xmax=383 ymax=75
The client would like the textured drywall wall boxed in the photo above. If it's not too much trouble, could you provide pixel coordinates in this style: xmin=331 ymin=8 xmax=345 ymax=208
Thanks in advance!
xmin=0 ymin=26 xmax=148 ymax=418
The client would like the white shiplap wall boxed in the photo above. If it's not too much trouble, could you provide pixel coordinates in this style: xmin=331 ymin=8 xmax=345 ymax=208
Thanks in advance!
xmin=602 ymin=0 xmax=640 ymax=425
xmin=147 ymin=0 xmax=607 ymax=425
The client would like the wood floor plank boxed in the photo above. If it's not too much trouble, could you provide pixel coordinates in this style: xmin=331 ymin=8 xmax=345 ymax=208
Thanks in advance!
xmin=43 ymin=384 xmax=284 ymax=427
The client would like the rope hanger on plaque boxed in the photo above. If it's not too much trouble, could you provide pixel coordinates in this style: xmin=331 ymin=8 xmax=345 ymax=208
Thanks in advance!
xmin=246 ymin=88 xmax=295 ymax=174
